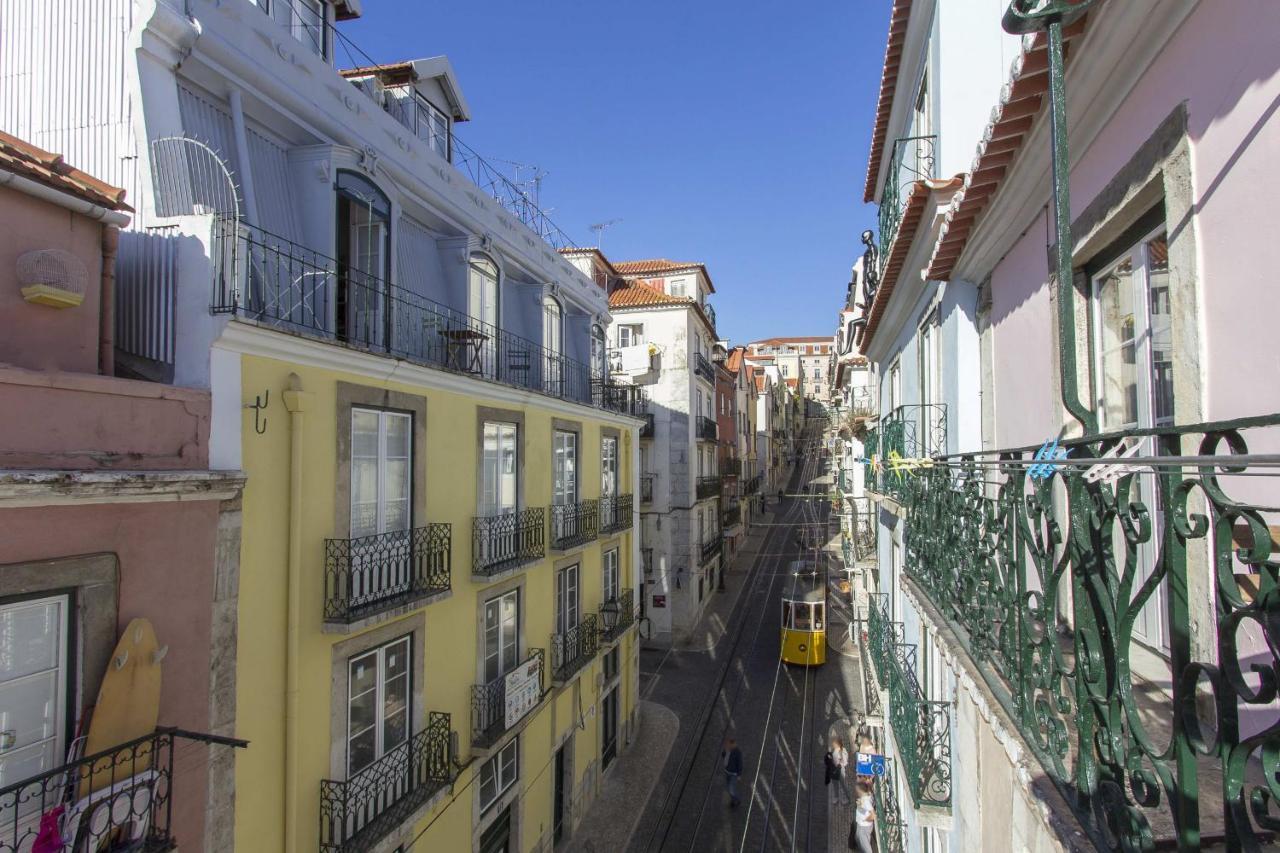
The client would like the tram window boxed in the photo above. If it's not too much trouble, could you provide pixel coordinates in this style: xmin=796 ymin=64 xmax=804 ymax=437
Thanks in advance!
xmin=814 ymin=603 xmax=824 ymax=631
xmin=794 ymin=604 xmax=811 ymax=630
xmin=782 ymin=602 xmax=793 ymax=628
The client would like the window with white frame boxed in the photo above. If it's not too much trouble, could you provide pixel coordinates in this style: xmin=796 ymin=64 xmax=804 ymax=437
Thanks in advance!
xmin=347 ymin=636 xmax=411 ymax=776
xmin=553 ymin=431 xmax=577 ymax=507
xmin=479 ymin=738 xmax=518 ymax=813
xmin=483 ymin=589 xmax=519 ymax=684
xmin=555 ymin=564 xmax=580 ymax=635
xmin=618 ymin=324 xmax=644 ymax=348
xmin=601 ymin=437 xmax=618 ymax=497
xmin=414 ymin=96 xmax=450 ymax=160
xmin=480 ymin=422 xmax=518 ymax=516
xmin=350 ymin=408 xmax=411 ymax=539
xmin=668 ymin=277 xmax=688 ymax=297
xmin=603 ymin=548 xmax=620 ymax=603
xmin=469 ymin=255 xmax=499 ymax=329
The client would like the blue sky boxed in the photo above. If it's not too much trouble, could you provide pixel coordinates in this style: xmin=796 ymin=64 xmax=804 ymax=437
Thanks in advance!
xmin=343 ymin=1 xmax=891 ymax=344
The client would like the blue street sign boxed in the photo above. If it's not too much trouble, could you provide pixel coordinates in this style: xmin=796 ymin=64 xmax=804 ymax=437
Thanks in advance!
xmin=855 ymin=752 xmax=886 ymax=777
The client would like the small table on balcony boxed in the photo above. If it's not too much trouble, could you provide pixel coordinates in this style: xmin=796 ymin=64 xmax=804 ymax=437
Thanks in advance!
xmin=439 ymin=329 xmax=489 ymax=374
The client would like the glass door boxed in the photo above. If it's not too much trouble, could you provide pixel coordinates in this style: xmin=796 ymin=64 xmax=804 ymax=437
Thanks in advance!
xmin=481 ymin=422 xmax=518 ymax=565
xmin=602 ymin=688 xmax=619 ymax=769
xmin=336 ymin=172 xmax=390 ymax=349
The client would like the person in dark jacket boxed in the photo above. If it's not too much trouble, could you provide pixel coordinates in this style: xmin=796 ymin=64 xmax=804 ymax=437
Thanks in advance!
xmin=722 ymin=738 xmax=744 ymax=807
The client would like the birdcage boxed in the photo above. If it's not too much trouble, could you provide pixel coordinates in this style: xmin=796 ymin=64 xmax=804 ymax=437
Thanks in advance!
xmin=16 ymin=248 xmax=89 ymax=308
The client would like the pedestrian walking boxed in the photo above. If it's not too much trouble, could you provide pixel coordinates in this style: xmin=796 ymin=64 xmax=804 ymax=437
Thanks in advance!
xmin=831 ymin=737 xmax=851 ymax=805
xmin=848 ymin=782 xmax=876 ymax=853
xmin=722 ymin=738 xmax=743 ymax=807
xmin=823 ymin=747 xmax=836 ymax=798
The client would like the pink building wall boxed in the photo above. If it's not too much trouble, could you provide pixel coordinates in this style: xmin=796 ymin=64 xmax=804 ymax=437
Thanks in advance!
xmin=0 ymin=185 xmax=104 ymax=373
xmin=990 ymin=0 xmax=1280 ymax=447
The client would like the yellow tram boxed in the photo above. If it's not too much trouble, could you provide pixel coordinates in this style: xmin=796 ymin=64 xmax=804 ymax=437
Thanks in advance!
xmin=780 ymin=561 xmax=827 ymax=666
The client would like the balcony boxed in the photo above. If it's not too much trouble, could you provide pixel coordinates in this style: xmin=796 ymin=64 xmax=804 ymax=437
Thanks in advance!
xmin=551 ymin=615 xmax=600 ymax=683
xmin=719 ymin=456 xmax=742 ymax=478
xmin=472 ymin=649 xmax=545 ymax=749
xmin=703 ymin=303 xmax=717 ymax=330
xmin=0 ymin=728 xmax=246 ymax=853
xmin=640 ymin=412 xmax=655 ymax=438
xmin=743 ymin=472 xmax=763 ymax=494
xmin=598 ymin=589 xmax=636 ymax=644
xmin=899 ymin=415 xmax=1280 ymax=846
xmin=862 ymin=403 xmax=947 ymax=505
xmin=599 ymin=494 xmax=633 ymax=534
xmin=722 ymin=503 xmax=741 ymax=528
xmin=550 ymin=499 xmax=599 ymax=550
xmin=473 ymin=509 xmax=545 ymax=577
xmin=640 ymin=474 xmax=655 ymax=504
xmin=878 ymin=135 xmax=937 ymax=272
xmin=868 ymin=595 xmax=951 ymax=809
xmin=872 ymin=755 xmax=908 ymax=853
xmin=210 ymin=218 xmax=643 ymax=416
xmin=641 ymin=548 xmax=654 ymax=576
xmin=693 ymin=352 xmax=716 ymax=384
xmin=695 ymin=476 xmax=721 ymax=501
xmin=696 ymin=416 xmax=718 ymax=442
xmin=320 ymin=712 xmax=455 ymax=853
xmin=324 ymin=524 xmax=451 ymax=624
xmin=700 ymin=536 xmax=722 ymax=565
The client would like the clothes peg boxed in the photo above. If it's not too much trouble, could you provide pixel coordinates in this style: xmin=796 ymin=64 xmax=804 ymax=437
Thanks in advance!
xmin=1084 ymin=439 xmax=1144 ymax=485
xmin=1028 ymin=438 xmax=1069 ymax=481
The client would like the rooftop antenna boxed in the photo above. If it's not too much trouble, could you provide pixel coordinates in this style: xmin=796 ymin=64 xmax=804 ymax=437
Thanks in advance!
xmin=589 ymin=218 xmax=623 ymax=250
xmin=492 ymin=158 xmax=547 ymax=207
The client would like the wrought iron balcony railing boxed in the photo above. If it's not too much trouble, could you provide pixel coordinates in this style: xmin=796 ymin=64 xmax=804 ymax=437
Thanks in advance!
xmin=743 ymin=472 xmax=763 ymax=495
xmin=863 ymin=403 xmax=947 ymax=505
xmin=598 ymin=589 xmax=636 ymax=644
xmin=700 ymin=536 xmax=722 ymax=565
xmin=719 ymin=457 xmax=742 ymax=478
xmin=696 ymin=476 xmax=721 ymax=500
xmin=472 ymin=649 xmax=545 ymax=749
xmin=877 ymin=134 xmax=937 ymax=273
xmin=0 ymin=728 xmax=246 ymax=853
xmin=599 ymin=494 xmax=633 ymax=534
xmin=900 ymin=414 xmax=1280 ymax=848
xmin=640 ymin=412 xmax=655 ymax=438
xmin=551 ymin=615 xmax=600 ymax=683
xmin=210 ymin=219 xmax=641 ymax=416
xmin=473 ymin=509 xmax=545 ymax=576
xmin=324 ymin=524 xmax=451 ymax=624
xmin=696 ymin=416 xmax=718 ymax=442
xmin=722 ymin=504 xmax=741 ymax=528
xmin=320 ymin=712 xmax=454 ymax=853
xmin=640 ymin=474 xmax=655 ymax=504
xmin=872 ymin=755 xmax=908 ymax=853
xmin=867 ymin=594 xmax=951 ymax=808
xmin=550 ymin=499 xmax=599 ymax=550
xmin=703 ymin=302 xmax=716 ymax=330
xmin=694 ymin=352 xmax=716 ymax=384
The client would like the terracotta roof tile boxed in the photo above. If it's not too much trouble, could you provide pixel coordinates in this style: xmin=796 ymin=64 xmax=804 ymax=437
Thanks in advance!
xmin=0 ymin=130 xmax=131 ymax=212
xmin=615 ymin=258 xmax=717 ymax=293
xmin=749 ymin=336 xmax=832 ymax=346
xmin=608 ymin=279 xmax=717 ymax=331
xmin=725 ymin=347 xmax=745 ymax=374
xmin=863 ymin=0 xmax=916 ymax=204
xmin=925 ymin=15 xmax=1090 ymax=281
xmin=858 ymin=176 xmax=964 ymax=354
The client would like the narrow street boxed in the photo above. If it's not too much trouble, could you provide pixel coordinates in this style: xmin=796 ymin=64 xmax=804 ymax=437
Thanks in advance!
xmin=622 ymin=420 xmax=865 ymax=853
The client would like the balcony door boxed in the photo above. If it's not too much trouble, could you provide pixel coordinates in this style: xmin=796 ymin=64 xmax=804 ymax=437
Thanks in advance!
xmin=469 ymin=255 xmax=499 ymax=377
xmin=350 ymin=408 xmax=411 ymax=602
xmin=336 ymin=172 xmax=390 ymax=350
xmin=483 ymin=590 xmax=520 ymax=685
xmin=0 ymin=594 xmax=70 ymax=826
xmin=601 ymin=436 xmax=618 ymax=528
xmin=543 ymin=297 xmax=563 ymax=395
xmin=346 ymin=636 xmax=410 ymax=777
xmin=480 ymin=422 xmax=519 ymax=565
xmin=556 ymin=565 xmax=580 ymax=636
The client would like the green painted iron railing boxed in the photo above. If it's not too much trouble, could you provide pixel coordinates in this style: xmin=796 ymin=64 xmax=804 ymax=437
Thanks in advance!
xmin=864 ymin=405 xmax=947 ymax=504
xmin=903 ymin=414 xmax=1280 ymax=850
xmin=877 ymin=135 xmax=937 ymax=272
xmin=872 ymin=756 xmax=907 ymax=853
xmin=868 ymin=595 xmax=952 ymax=808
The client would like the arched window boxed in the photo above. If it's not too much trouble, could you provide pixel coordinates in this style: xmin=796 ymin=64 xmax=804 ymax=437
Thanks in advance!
xmin=591 ymin=324 xmax=606 ymax=380
xmin=335 ymin=171 xmax=391 ymax=345
xmin=542 ymin=296 xmax=563 ymax=393
xmin=468 ymin=254 xmax=499 ymax=329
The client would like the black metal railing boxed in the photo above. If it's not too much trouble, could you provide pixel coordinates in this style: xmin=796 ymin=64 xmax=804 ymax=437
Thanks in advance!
xmin=319 ymin=712 xmax=453 ymax=853
xmin=719 ymin=457 xmax=742 ymax=478
xmin=598 ymin=589 xmax=635 ymax=643
xmin=599 ymin=494 xmax=633 ymax=533
xmin=550 ymin=500 xmax=599 ymax=550
xmin=473 ymin=509 xmax=545 ymax=576
xmin=640 ymin=412 xmax=655 ymax=438
xmin=694 ymin=352 xmax=716 ymax=384
xmin=640 ymin=474 xmax=655 ymax=503
xmin=696 ymin=416 xmax=718 ymax=442
xmin=323 ymin=524 xmax=451 ymax=623
xmin=722 ymin=504 xmax=741 ymax=528
xmin=704 ymin=303 xmax=716 ymax=330
xmin=210 ymin=218 xmax=642 ymax=416
xmin=551 ymin=615 xmax=600 ymax=683
xmin=471 ymin=649 xmax=545 ymax=748
xmin=0 ymin=728 xmax=246 ymax=853
xmin=743 ymin=472 xmax=763 ymax=494
xmin=696 ymin=476 xmax=721 ymax=500
xmin=700 ymin=536 xmax=722 ymax=565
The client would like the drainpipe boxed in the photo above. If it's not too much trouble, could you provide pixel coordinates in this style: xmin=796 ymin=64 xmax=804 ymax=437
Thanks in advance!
xmin=228 ymin=89 xmax=260 ymax=227
xmin=282 ymin=374 xmax=311 ymax=853
xmin=99 ymin=225 xmax=119 ymax=376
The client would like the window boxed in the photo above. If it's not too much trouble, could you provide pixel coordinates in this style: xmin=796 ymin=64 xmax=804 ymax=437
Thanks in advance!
xmin=479 ymin=738 xmax=518 ymax=813
xmin=668 ymin=278 xmax=688 ymax=297
xmin=415 ymin=96 xmax=450 ymax=160
xmin=483 ymin=589 xmax=520 ymax=683
xmin=889 ymin=360 xmax=901 ymax=411
xmin=601 ymin=437 xmax=618 ymax=497
xmin=0 ymin=593 xmax=70 ymax=809
xmin=602 ymin=646 xmax=620 ymax=683
xmin=481 ymin=422 xmax=518 ymax=515
xmin=1092 ymin=228 xmax=1173 ymax=430
xmin=336 ymin=172 xmax=391 ymax=347
xmin=469 ymin=255 xmax=499 ymax=329
xmin=553 ymin=431 xmax=577 ymax=506
xmin=781 ymin=364 xmax=788 ymax=377
xmin=347 ymin=636 xmax=411 ymax=776
xmin=543 ymin=297 xmax=563 ymax=392
xmin=591 ymin=325 xmax=607 ymax=379
xmin=350 ymin=408 xmax=411 ymax=538
xmin=618 ymin=324 xmax=644 ymax=348
xmin=603 ymin=548 xmax=620 ymax=603
xmin=555 ymin=564 xmax=580 ymax=635
xmin=262 ymin=0 xmax=326 ymax=58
